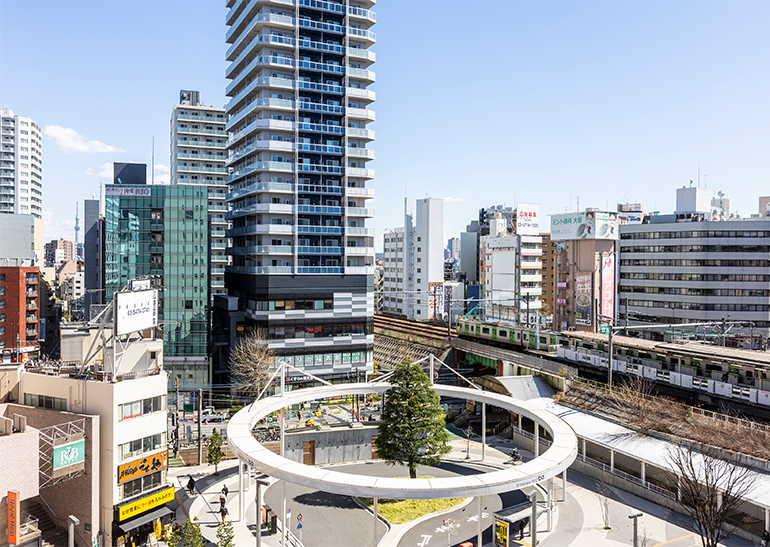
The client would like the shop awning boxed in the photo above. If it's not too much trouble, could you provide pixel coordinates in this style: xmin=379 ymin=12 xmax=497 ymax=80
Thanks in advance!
xmin=118 ymin=506 xmax=173 ymax=533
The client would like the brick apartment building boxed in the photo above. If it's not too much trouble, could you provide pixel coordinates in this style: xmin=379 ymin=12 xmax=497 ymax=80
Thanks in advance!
xmin=0 ymin=260 xmax=40 ymax=361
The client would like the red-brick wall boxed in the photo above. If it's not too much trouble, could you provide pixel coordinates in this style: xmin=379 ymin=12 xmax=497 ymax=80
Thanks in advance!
xmin=0 ymin=267 xmax=39 ymax=361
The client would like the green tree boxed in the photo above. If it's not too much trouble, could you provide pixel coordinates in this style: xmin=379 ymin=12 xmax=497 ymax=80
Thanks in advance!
xmin=375 ymin=361 xmax=451 ymax=478
xmin=207 ymin=430 xmax=224 ymax=474
xmin=166 ymin=518 xmax=204 ymax=547
xmin=216 ymin=521 xmax=235 ymax=547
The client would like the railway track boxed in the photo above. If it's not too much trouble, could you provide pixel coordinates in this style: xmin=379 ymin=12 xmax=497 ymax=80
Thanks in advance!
xmin=373 ymin=314 xmax=450 ymax=348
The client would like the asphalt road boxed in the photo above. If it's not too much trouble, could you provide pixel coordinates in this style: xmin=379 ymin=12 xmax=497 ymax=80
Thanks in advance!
xmin=263 ymin=461 xmax=524 ymax=547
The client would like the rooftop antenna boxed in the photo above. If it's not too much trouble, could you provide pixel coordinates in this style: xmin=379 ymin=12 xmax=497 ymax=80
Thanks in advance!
xmin=152 ymin=136 xmax=155 ymax=185
xmin=74 ymin=202 xmax=80 ymax=248
xmin=698 ymin=162 xmax=700 ymax=187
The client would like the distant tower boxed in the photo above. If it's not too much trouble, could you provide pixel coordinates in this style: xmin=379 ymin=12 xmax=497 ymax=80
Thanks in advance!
xmin=74 ymin=202 xmax=80 ymax=248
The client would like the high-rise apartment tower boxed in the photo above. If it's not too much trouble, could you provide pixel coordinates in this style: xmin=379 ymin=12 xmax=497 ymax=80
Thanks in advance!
xmin=224 ymin=0 xmax=376 ymax=380
xmin=0 ymin=109 xmax=43 ymax=218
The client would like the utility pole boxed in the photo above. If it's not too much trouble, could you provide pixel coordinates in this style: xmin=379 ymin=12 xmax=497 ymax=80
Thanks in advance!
xmin=197 ymin=388 xmax=203 ymax=465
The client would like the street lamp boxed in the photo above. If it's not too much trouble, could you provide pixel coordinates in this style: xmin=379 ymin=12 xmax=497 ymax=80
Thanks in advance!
xmin=628 ymin=513 xmax=643 ymax=547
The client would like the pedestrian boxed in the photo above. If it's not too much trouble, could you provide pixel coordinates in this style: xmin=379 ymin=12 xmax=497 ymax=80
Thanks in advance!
xmin=187 ymin=476 xmax=196 ymax=496
xmin=519 ymin=518 xmax=527 ymax=540
xmin=220 ymin=504 xmax=229 ymax=525
xmin=222 ymin=484 xmax=229 ymax=497
xmin=219 ymin=492 xmax=226 ymax=510
xmin=762 ymin=529 xmax=770 ymax=547
xmin=172 ymin=441 xmax=178 ymax=459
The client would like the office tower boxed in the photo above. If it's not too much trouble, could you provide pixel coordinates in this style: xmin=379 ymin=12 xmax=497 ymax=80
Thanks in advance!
xmin=170 ymin=90 xmax=229 ymax=297
xmin=104 ymin=174 xmax=209 ymax=387
xmin=83 ymin=198 xmax=104 ymax=319
xmin=0 ymin=109 xmax=43 ymax=218
xmin=44 ymin=238 xmax=75 ymax=267
xmin=0 ymin=213 xmax=43 ymax=265
xmin=383 ymin=198 xmax=444 ymax=320
xmin=224 ymin=0 xmax=376 ymax=381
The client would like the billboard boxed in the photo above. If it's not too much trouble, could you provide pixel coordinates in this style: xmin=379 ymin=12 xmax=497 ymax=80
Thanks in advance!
xmin=575 ymin=273 xmax=592 ymax=326
xmin=115 ymin=289 xmax=159 ymax=336
xmin=601 ymin=255 xmax=615 ymax=319
xmin=550 ymin=211 xmax=619 ymax=240
xmin=118 ymin=486 xmax=175 ymax=521
xmin=618 ymin=211 xmax=643 ymax=225
xmin=428 ymin=282 xmax=444 ymax=320
xmin=118 ymin=451 xmax=168 ymax=484
xmin=8 ymin=490 xmax=19 ymax=545
xmin=53 ymin=434 xmax=86 ymax=478
xmin=515 ymin=203 xmax=540 ymax=236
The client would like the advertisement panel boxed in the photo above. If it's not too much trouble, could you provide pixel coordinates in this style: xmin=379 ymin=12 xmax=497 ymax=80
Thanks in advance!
xmin=8 ymin=490 xmax=19 ymax=545
xmin=601 ymin=255 xmax=615 ymax=319
xmin=494 ymin=518 xmax=508 ymax=547
xmin=118 ymin=451 xmax=169 ymax=484
xmin=428 ymin=282 xmax=444 ymax=320
xmin=115 ymin=289 xmax=159 ymax=336
xmin=550 ymin=211 xmax=619 ymax=240
xmin=575 ymin=273 xmax=592 ymax=326
xmin=515 ymin=203 xmax=540 ymax=236
xmin=618 ymin=211 xmax=643 ymax=225
xmin=118 ymin=486 xmax=175 ymax=521
xmin=53 ymin=434 xmax=86 ymax=477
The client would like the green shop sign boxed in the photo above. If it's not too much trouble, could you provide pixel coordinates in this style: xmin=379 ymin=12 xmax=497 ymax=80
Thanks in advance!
xmin=53 ymin=439 xmax=86 ymax=470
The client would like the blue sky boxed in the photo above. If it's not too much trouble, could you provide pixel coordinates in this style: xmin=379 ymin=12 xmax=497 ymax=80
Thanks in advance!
xmin=2 ymin=0 xmax=769 ymax=250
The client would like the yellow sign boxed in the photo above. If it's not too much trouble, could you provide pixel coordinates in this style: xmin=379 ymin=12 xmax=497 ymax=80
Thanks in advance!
xmin=119 ymin=487 xmax=175 ymax=521
xmin=118 ymin=451 xmax=168 ymax=484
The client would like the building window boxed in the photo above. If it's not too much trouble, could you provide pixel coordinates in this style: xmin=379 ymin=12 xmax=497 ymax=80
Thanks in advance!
xmin=0 ymin=314 xmax=5 ymax=322
xmin=0 ymin=301 xmax=5 ymax=308
xmin=119 ymin=395 xmax=164 ymax=421
xmin=24 ymin=393 xmax=67 ymax=411
xmin=120 ymin=433 xmax=163 ymax=461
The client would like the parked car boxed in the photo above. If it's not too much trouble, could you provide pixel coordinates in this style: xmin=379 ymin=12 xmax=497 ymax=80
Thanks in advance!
xmin=202 ymin=408 xmax=225 ymax=423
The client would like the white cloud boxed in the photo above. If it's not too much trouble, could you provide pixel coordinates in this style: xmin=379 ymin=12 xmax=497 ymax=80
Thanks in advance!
xmin=85 ymin=162 xmax=114 ymax=179
xmin=150 ymin=164 xmax=170 ymax=185
xmin=45 ymin=125 xmax=123 ymax=153
xmin=42 ymin=209 xmax=76 ymax=243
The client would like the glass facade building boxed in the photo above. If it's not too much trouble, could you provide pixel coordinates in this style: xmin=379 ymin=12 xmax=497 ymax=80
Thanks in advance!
xmin=104 ymin=185 xmax=209 ymax=362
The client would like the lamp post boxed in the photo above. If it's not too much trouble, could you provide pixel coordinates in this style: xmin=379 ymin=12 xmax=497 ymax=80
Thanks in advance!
xmin=628 ymin=513 xmax=643 ymax=547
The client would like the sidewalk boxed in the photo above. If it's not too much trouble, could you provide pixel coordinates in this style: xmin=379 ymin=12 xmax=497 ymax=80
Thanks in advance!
xmin=169 ymin=436 xmax=757 ymax=547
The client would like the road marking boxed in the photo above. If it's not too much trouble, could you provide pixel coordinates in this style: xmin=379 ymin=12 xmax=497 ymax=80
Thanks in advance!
xmin=650 ymin=532 xmax=697 ymax=546
xmin=417 ymin=534 xmax=432 ymax=546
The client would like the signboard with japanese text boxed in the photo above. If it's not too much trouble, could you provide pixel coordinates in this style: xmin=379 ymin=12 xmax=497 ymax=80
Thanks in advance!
xmin=515 ymin=203 xmax=540 ymax=236
xmin=618 ymin=211 xmax=643 ymax=225
xmin=115 ymin=289 xmax=158 ymax=336
xmin=575 ymin=273 xmax=592 ymax=326
xmin=118 ymin=486 xmax=175 ymax=521
xmin=118 ymin=451 xmax=168 ymax=484
xmin=601 ymin=255 xmax=615 ymax=320
xmin=551 ymin=211 xmax=619 ymax=240
xmin=494 ymin=518 xmax=508 ymax=547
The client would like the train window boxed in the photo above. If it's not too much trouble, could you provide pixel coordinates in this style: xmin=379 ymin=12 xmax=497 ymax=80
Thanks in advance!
xmin=540 ymin=337 xmax=547 ymax=344
xmin=482 ymin=327 xmax=490 ymax=335
xmin=499 ymin=330 xmax=507 ymax=338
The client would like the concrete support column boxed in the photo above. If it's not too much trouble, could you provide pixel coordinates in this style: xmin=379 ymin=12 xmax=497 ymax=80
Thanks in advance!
xmin=529 ymin=492 xmax=538 ymax=546
xmin=481 ymin=402 xmax=486 ymax=461
xmin=477 ymin=495 xmax=483 ymax=547
xmin=547 ymin=478 xmax=553 ymax=531
xmin=534 ymin=424 xmax=540 ymax=457
xmin=239 ymin=461 xmax=244 ymax=521
xmin=610 ymin=449 xmax=615 ymax=472
xmin=640 ymin=461 xmax=646 ymax=485
xmin=581 ymin=438 xmax=586 ymax=462
xmin=518 ymin=413 xmax=522 ymax=430
xmin=281 ymin=481 xmax=287 ymax=546
xmin=562 ymin=469 xmax=567 ymax=502
xmin=373 ymin=498 xmax=378 ymax=547
xmin=256 ymin=479 xmax=267 ymax=547
xmin=764 ymin=507 xmax=769 ymax=532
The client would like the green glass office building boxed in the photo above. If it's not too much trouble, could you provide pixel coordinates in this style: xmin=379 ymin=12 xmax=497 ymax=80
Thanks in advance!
xmin=104 ymin=184 xmax=210 ymax=384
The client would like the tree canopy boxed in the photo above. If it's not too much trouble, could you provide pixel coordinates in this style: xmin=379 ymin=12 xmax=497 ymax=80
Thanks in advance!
xmin=207 ymin=430 xmax=224 ymax=474
xmin=375 ymin=361 xmax=451 ymax=478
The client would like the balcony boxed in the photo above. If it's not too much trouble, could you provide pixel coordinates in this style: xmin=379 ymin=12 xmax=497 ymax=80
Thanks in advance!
xmin=228 ymin=140 xmax=294 ymax=165
xmin=297 ymin=184 xmax=343 ymax=195
xmin=227 ymin=181 xmax=294 ymax=201
xmin=346 ymin=186 xmax=375 ymax=198
xmin=346 ymin=167 xmax=375 ymax=179
xmin=297 ymin=18 xmax=343 ymax=36
xmin=226 ymin=265 xmax=292 ymax=275
xmin=297 ymin=246 xmax=343 ymax=255
xmin=296 ymin=122 xmax=345 ymax=136
xmin=348 ymin=5 xmax=376 ymax=23
xmin=345 ymin=247 xmax=375 ymax=256
xmin=26 ymin=301 xmax=37 ymax=309
xmin=227 ymin=245 xmax=294 ymax=255
xmin=26 ymin=329 xmax=37 ymax=336
xmin=347 ymin=67 xmax=375 ymax=83
xmin=346 ymin=127 xmax=375 ymax=141
xmin=297 ymin=163 xmax=344 ymax=175
xmin=227 ymin=56 xmax=295 ymax=96
xmin=297 ymin=225 xmax=344 ymax=235
xmin=226 ymin=161 xmax=294 ymax=184
xmin=226 ymin=33 xmax=296 ymax=79
xmin=346 ymin=207 xmax=375 ymax=217
xmin=346 ymin=147 xmax=375 ymax=160
xmin=345 ymin=226 xmax=374 ymax=236
xmin=227 ymin=97 xmax=295 ymax=131
xmin=296 ymin=266 xmax=343 ymax=274
xmin=345 ymin=107 xmax=376 ymax=122
xmin=227 ymin=224 xmax=295 ymax=237
xmin=226 ymin=76 xmax=295 ymax=112
xmin=297 ymin=59 xmax=345 ymax=75
xmin=226 ymin=202 xmax=294 ymax=219
xmin=297 ymin=100 xmax=345 ymax=116
xmin=228 ymin=118 xmax=294 ymax=148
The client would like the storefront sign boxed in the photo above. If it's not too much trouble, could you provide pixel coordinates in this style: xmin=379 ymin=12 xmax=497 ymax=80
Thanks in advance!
xmin=118 ymin=486 xmax=175 ymax=521
xmin=118 ymin=451 xmax=168 ymax=484
xmin=53 ymin=437 xmax=86 ymax=471
xmin=575 ymin=273 xmax=592 ymax=326
xmin=515 ymin=203 xmax=540 ymax=236
xmin=494 ymin=518 xmax=508 ymax=547
xmin=8 ymin=490 xmax=19 ymax=545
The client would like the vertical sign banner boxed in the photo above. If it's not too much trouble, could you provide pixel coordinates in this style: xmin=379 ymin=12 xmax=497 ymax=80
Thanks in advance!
xmin=575 ymin=273 xmax=592 ymax=326
xmin=601 ymin=256 xmax=615 ymax=319
xmin=8 ymin=490 xmax=19 ymax=545
xmin=494 ymin=518 xmax=508 ymax=547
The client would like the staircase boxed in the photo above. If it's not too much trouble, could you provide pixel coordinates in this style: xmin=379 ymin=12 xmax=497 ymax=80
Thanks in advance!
xmin=24 ymin=500 xmax=68 ymax=547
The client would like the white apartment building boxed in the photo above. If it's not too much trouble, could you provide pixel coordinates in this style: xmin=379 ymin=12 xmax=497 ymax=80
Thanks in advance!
xmin=0 ymin=109 xmax=43 ymax=219
xmin=383 ymin=198 xmax=445 ymax=320
xmin=481 ymin=205 xmax=543 ymax=324
xmin=224 ymin=0 xmax=376 ymax=380
xmin=170 ymin=90 xmax=230 ymax=296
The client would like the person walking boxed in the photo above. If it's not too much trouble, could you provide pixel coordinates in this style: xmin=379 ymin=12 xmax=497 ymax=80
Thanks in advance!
xmin=519 ymin=518 xmax=527 ymax=540
xmin=186 ymin=476 xmax=196 ymax=496
xmin=762 ymin=529 xmax=769 ymax=547
xmin=220 ymin=503 xmax=229 ymax=525
xmin=219 ymin=492 xmax=226 ymax=510
xmin=222 ymin=484 xmax=229 ymax=497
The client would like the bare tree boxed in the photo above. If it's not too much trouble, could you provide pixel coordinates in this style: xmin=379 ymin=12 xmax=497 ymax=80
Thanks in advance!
xmin=666 ymin=441 xmax=754 ymax=547
xmin=596 ymin=482 xmax=613 ymax=529
xmin=228 ymin=329 xmax=274 ymax=399
xmin=612 ymin=374 xmax=657 ymax=433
